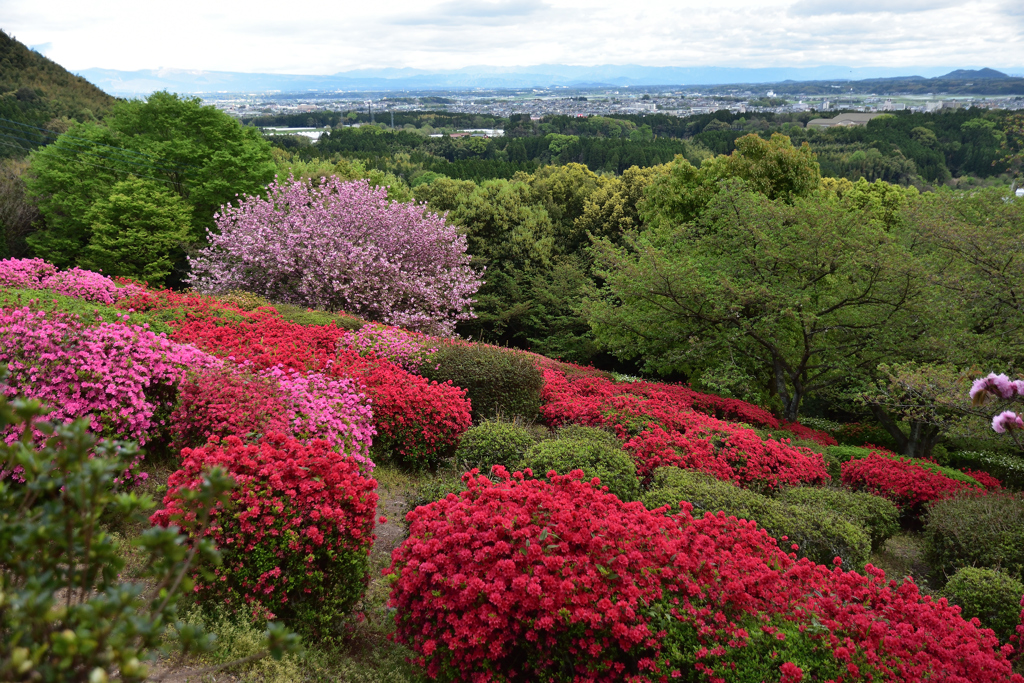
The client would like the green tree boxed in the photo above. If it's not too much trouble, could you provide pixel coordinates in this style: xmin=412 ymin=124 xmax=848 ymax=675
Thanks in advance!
xmin=26 ymin=92 xmax=275 ymax=276
xmin=587 ymin=182 xmax=926 ymax=421
xmin=81 ymin=176 xmax=193 ymax=286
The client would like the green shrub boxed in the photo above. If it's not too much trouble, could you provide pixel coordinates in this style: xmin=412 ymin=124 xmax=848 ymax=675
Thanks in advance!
xmin=454 ymin=419 xmax=536 ymax=470
xmin=554 ymin=424 xmax=621 ymax=449
xmin=642 ymin=468 xmax=871 ymax=569
xmin=0 ymin=286 xmax=171 ymax=333
xmin=949 ymin=450 xmax=1024 ymax=490
xmin=409 ymin=469 xmax=469 ymax=511
xmin=924 ymin=491 xmax=1024 ymax=581
xmin=217 ymin=289 xmax=272 ymax=311
xmin=421 ymin=342 xmax=543 ymax=422
xmin=271 ymin=302 xmax=367 ymax=330
xmin=941 ymin=568 xmax=1024 ymax=643
xmin=778 ymin=486 xmax=899 ymax=551
xmin=520 ymin=438 xmax=639 ymax=502
xmin=0 ymin=394 xmax=299 ymax=682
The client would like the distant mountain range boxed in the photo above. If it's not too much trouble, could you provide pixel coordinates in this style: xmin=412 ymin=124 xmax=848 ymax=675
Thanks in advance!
xmin=72 ymin=64 xmax=1024 ymax=96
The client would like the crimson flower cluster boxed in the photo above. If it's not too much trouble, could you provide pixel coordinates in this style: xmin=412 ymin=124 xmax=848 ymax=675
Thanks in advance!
xmin=152 ymin=434 xmax=378 ymax=628
xmin=840 ymin=452 xmax=985 ymax=510
xmin=541 ymin=370 xmax=829 ymax=489
xmin=387 ymin=469 xmax=1021 ymax=682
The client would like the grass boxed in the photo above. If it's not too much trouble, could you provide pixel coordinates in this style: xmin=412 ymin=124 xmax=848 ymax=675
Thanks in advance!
xmin=869 ymin=532 xmax=935 ymax=592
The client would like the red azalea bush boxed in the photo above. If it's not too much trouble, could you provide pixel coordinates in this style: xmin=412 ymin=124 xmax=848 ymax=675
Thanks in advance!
xmin=960 ymin=468 xmax=1004 ymax=490
xmin=387 ymin=468 xmax=1021 ymax=683
xmin=152 ymin=434 xmax=378 ymax=633
xmin=841 ymin=452 xmax=985 ymax=511
xmin=541 ymin=370 xmax=829 ymax=490
xmin=779 ymin=420 xmax=838 ymax=447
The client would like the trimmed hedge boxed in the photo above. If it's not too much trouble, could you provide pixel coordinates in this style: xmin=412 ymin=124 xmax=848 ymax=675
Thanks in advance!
xmin=520 ymin=438 xmax=639 ymax=502
xmin=924 ymin=491 xmax=1024 ymax=582
xmin=778 ymin=486 xmax=899 ymax=551
xmin=643 ymin=468 xmax=871 ymax=569
xmin=454 ymin=419 xmax=537 ymax=470
xmin=422 ymin=342 xmax=544 ymax=422
xmin=553 ymin=424 xmax=621 ymax=449
xmin=949 ymin=450 xmax=1024 ymax=491
xmin=271 ymin=302 xmax=367 ymax=330
xmin=941 ymin=568 xmax=1024 ymax=643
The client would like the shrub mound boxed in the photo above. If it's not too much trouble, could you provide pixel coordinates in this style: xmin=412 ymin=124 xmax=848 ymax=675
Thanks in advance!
xmin=942 ymin=568 xmax=1024 ymax=643
xmin=387 ymin=468 xmax=1022 ymax=683
xmin=924 ymin=490 xmax=1024 ymax=581
xmin=0 ymin=257 xmax=143 ymax=304
xmin=642 ymin=467 xmax=871 ymax=569
xmin=553 ymin=424 xmax=621 ymax=449
xmin=842 ymin=452 xmax=985 ymax=511
xmin=520 ymin=437 xmax=639 ymax=502
xmin=422 ymin=341 xmax=544 ymax=422
xmin=454 ymin=419 xmax=536 ymax=470
xmin=777 ymin=486 xmax=899 ymax=551
xmin=152 ymin=434 xmax=378 ymax=633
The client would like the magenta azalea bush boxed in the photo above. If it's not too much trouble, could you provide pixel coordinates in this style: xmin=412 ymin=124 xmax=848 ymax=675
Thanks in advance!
xmin=0 ymin=307 xmax=218 ymax=475
xmin=188 ymin=176 xmax=481 ymax=335
xmin=0 ymin=257 xmax=143 ymax=304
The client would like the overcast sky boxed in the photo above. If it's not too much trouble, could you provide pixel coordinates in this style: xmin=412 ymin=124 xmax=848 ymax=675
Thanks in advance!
xmin=4 ymin=0 xmax=1022 ymax=74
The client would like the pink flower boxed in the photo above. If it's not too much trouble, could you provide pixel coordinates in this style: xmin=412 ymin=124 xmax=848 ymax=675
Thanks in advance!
xmin=971 ymin=372 xmax=1017 ymax=405
xmin=992 ymin=411 xmax=1024 ymax=434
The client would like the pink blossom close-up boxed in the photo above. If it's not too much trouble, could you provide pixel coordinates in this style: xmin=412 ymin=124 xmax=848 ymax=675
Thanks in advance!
xmin=992 ymin=410 xmax=1024 ymax=434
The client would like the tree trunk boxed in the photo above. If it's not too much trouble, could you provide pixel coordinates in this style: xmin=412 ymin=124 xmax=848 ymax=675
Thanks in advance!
xmin=869 ymin=406 xmax=943 ymax=458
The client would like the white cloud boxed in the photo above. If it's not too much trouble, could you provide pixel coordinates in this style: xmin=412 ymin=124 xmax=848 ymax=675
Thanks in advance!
xmin=1 ymin=0 xmax=1020 ymax=74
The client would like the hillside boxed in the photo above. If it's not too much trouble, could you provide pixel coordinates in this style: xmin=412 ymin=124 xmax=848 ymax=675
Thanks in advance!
xmin=0 ymin=29 xmax=116 ymax=156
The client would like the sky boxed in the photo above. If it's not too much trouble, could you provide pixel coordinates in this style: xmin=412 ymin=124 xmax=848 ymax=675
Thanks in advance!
xmin=4 ymin=0 xmax=1023 ymax=74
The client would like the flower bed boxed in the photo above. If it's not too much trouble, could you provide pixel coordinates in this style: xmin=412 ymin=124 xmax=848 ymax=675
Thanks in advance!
xmin=841 ymin=452 xmax=986 ymax=510
xmin=152 ymin=434 xmax=378 ymax=633
xmin=541 ymin=370 xmax=829 ymax=490
xmin=0 ymin=257 xmax=144 ymax=305
xmin=387 ymin=468 xmax=1021 ymax=683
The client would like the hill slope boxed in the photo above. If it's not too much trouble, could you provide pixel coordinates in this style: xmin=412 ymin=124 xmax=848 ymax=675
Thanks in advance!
xmin=0 ymin=30 xmax=116 ymax=156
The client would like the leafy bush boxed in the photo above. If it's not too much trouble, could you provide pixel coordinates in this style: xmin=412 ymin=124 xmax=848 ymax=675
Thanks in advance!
xmin=777 ymin=486 xmax=899 ymax=551
xmin=421 ymin=341 xmax=544 ymax=422
xmin=189 ymin=176 xmax=480 ymax=335
xmin=521 ymin=436 xmax=639 ymax=502
xmin=0 ymin=396 xmax=298 ymax=682
xmin=152 ymin=434 xmax=378 ymax=635
xmin=942 ymin=568 xmax=1024 ymax=643
xmin=950 ymin=450 xmax=1024 ymax=490
xmin=924 ymin=490 xmax=1024 ymax=581
xmin=409 ymin=469 xmax=469 ymax=510
xmin=217 ymin=289 xmax=272 ymax=311
xmin=271 ymin=302 xmax=367 ymax=331
xmin=553 ymin=423 xmax=621 ymax=449
xmin=453 ymin=419 xmax=536 ymax=470
xmin=642 ymin=468 xmax=871 ymax=569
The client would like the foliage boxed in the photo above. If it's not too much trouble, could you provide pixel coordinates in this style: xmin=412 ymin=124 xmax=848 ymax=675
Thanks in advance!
xmin=387 ymin=467 xmax=1021 ymax=682
xmin=553 ymin=423 xmax=621 ymax=449
xmin=152 ymin=433 xmax=378 ymax=635
xmin=924 ymin=490 xmax=1024 ymax=581
xmin=0 ymin=307 xmax=218 ymax=475
xmin=0 ymin=396 xmax=298 ymax=682
xmin=841 ymin=452 xmax=985 ymax=512
xmin=453 ymin=419 xmax=537 ymax=470
xmin=949 ymin=450 xmax=1024 ymax=490
xmin=589 ymin=181 xmax=927 ymax=421
xmin=777 ymin=486 xmax=899 ymax=551
xmin=642 ymin=468 xmax=871 ymax=568
xmin=189 ymin=175 xmax=480 ymax=335
xmin=421 ymin=341 xmax=544 ymax=422
xmin=521 ymin=436 xmax=640 ymax=502
xmin=271 ymin=302 xmax=367 ymax=331
xmin=80 ymin=176 xmax=194 ymax=286
xmin=942 ymin=568 xmax=1024 ymax=643
xmin=26 ymin=92 xmax=276 ymax=275
xmin=0 ymin=159 xmax=38 ymax=257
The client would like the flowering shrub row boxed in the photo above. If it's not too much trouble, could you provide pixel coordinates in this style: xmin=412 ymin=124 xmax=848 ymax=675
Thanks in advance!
xmin=387 ymin=469 xmax=1022 ymax=682
xmin=340 ymin=323 xmax=438 ymax=373
xmin=0 ymin=257 xmax=143 ymax=304
xmin=0 ymin=307 xmax=218 ymax=477
xmin=541 ymin=370 xmax=830 ymax=490
xmin=168 ymin=310 xmax=470 ymax=467
xmin=152 ymin=434 xmax=378 ymax=633
xmin=840 ymin=452 xmax=986 ymax=510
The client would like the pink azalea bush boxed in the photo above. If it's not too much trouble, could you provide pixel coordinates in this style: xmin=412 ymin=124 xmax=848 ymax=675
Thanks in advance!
xmin=0 ymin=307 xmax=219 ymax=476
xmin=0 ymin=257 xmax=143 ymax=304
xmin=188 ymin=176 xmax=481 ymax=335
xmin=340 ymin=323 xmax=438 ymax=373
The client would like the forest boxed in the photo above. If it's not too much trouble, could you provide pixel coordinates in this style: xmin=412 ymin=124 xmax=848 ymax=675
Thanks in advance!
xmin=3 ymin=30 xmax=1024 ymax=683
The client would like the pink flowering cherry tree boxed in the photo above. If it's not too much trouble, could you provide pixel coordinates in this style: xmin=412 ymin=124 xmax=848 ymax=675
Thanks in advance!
xmin=970 ymin=372 xmax=1024 ymax=446
xmin=188 ymin=176 xmax=481 ymax=336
